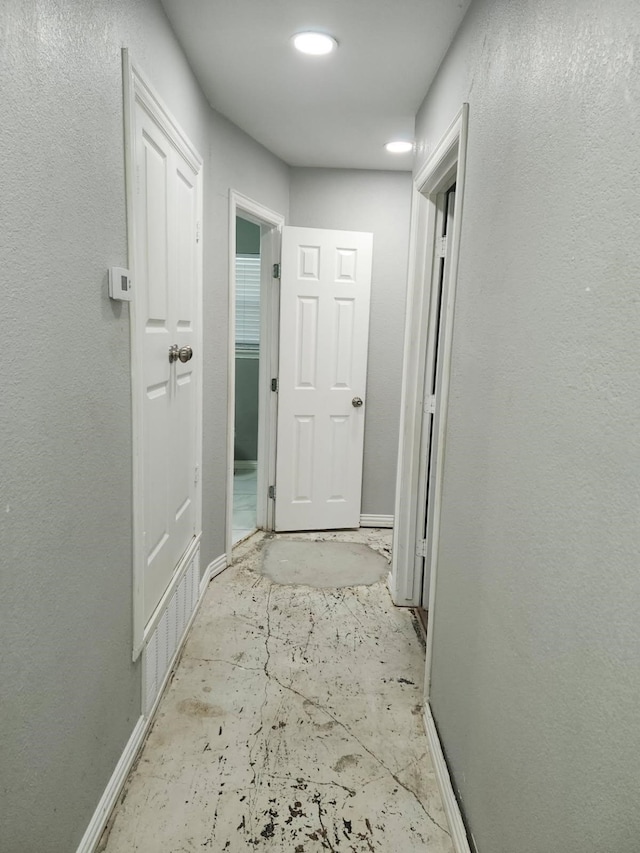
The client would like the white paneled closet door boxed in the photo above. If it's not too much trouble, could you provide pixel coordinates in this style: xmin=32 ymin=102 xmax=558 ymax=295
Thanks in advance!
xmin=135 ymin=101 xmax=200 ymax=623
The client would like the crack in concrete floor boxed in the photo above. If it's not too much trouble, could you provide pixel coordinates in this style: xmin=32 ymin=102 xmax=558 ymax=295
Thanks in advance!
xmin=101 ymin=530 xmax=453 ymax=852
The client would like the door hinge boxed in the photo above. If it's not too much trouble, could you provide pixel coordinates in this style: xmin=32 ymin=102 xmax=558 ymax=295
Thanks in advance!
xmin=437 ymin=236 xmax=447 ymax=258
xmin=424 ymin=395 xmax=436 ymax=415
xmin=272 ymin=262 xmax=281 ymax=279
xmin=268 ymin=485 xmax=276 ymax=500
xmin=271 ymin=377 xmax=279 ymax=392
xmin=196 ymin=221 xmax=201 ymax=244
xmin=416 ymin=539 xmax=428 ymax=558
xmin=194 ymin=465 xmax=199 ymax=484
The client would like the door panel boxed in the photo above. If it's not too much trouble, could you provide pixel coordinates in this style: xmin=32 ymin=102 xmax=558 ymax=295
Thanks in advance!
xmin=138 ymin=110 xmax=172 ymax=617
xmin=140 ymin=127 xmax=170 ymax=322
xmin=171 ymin=363 xmax=195 ymax=566
xmin=328 ymin=415 xmax=350 ymax=499
xmin=169 ymin=152 xmax=198 ymax=573
xmin=293 ymin=415 xmax=315 ymax=501
xmin=332 ymin=298 xmax=355 ymax=386
xmin=275 ymin=226 xmax=372 ymax=531
xmin=295 ymin=296 xmax=319 ymax=387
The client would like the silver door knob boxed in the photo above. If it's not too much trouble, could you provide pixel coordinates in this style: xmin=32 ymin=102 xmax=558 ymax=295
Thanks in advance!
xmin=168 ymin=344 xmax=179 ymax=363
xmin=178 ymin=346 xmax=193 ymax=363
xmin=352 ymin=396 xmax=364 ymax=407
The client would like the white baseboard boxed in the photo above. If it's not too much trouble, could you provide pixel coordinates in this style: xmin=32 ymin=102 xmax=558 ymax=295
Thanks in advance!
xmin=201 ymin=552 xmax=228 ymax=594
xmin=423 ymin=703 xmax=472 ymax=853
xmin=75 ymin=716 xmax=147 ymax=853
xmin=76 ymin=552 xmax=226 ymax=853
xmin=360 ymin=514 xmax=394 ymax=528
xmin=233 ymin=460 xmax=257 ymax=471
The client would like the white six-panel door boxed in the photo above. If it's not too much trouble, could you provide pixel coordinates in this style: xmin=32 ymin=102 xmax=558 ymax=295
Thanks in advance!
xmin=275 ymin=226 xmax=373 ymax=531
xmin=135 ymin=99 xmax=201 ymax=624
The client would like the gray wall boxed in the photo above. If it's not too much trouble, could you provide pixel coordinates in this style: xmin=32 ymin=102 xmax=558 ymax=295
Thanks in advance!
xmin=290 ymin=169 xmax=412 ymax=516
xmin=0 ymin=2 xmax=288 ymax=851
xmin=415 ymin=1 xmax=640 ymax=851
xmin=236 ymin=216 xmax=261 ymax=254
xmin=234 ymin=358 xmax=259 ymax=460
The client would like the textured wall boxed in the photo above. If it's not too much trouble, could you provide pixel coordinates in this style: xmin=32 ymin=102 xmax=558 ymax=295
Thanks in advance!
xmin=414 ymin=1 xmax=640 ymax=851
xmin=289 ymin=169 xmax=412 ymax=516
xmin=0 ymin=1 xmax=288 ymax=850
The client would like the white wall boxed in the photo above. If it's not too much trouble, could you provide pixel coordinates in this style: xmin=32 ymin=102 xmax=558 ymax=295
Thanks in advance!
xmin=0 ymin=2 xmax=288 ymax=850
xmin=290 ymin=168 xmax=412 ymax=516
xmin=414 ymin=1 xmax=640 ymax=851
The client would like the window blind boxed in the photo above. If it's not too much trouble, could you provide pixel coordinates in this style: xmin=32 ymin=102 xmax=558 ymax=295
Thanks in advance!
xmin=235 ymin=254 xmax=261 ymax=356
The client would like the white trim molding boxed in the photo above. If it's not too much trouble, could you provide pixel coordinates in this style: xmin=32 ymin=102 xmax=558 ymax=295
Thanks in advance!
xmin=422 ymin=105 xmax=469 ymax=696
xmin=75 ymin=717 xmax=147 ymax=853
xmin=423 ymin=703 xmax=473 ymax=853
xmin=201 ymin=552 xmax=228 ymax=594
xmin=360 ymin=514 xmax=394 ymax=528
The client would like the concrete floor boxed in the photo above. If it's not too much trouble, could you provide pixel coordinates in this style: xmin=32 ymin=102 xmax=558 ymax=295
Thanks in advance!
xmin=101 ymin=529 xmax=454 ymax=852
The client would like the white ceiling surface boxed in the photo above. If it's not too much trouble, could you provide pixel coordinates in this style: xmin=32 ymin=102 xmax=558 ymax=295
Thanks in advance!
xmin=159 ymin=0 xmax=471 ymax=171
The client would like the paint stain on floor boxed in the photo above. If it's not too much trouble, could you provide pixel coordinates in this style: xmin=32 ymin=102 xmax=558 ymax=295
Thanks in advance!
xmin=100 ymin=529 xmax=453 ymax=852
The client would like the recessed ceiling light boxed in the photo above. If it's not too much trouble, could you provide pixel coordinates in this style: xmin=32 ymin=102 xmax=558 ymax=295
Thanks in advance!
xmin=385 ymin=141 xmax=414 ymax=154
xmin=292 ymin=32 xmax=338 ymax=56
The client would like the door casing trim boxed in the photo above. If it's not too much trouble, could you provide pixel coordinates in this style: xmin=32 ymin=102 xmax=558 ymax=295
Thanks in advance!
xmin=123 ymin=50 xmax=204 ymax=661
xmin=391 ymin=104 xmax=469 ymax=698
xmin=226 ymin=192 xmax=284 ymax=558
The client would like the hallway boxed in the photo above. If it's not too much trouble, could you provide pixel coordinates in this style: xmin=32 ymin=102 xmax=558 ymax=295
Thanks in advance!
xmin=100 ymin=530 xmax=453 ymax=852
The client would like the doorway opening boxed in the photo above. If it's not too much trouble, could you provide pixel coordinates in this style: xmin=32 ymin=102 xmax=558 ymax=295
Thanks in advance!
xmin=227 ymin=200 xmax=374 ymax=553
xmin=414 ymin=181 xmax=457 ymax=630
xmin=226 ymin=192 xmax=284 ymax=559
xmin=233 ymin=216 xmax=261 ymax=543
xmin=391 ymin=104 xmax=469 ymax=679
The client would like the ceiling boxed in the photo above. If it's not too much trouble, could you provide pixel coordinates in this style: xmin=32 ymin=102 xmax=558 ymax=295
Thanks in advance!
xmin=159 ymin=0 xmax=471 ymax=172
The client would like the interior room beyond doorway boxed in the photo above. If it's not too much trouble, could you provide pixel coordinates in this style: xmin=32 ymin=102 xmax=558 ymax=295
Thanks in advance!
xmin=233 ymin=216 xmax=261 ymax=542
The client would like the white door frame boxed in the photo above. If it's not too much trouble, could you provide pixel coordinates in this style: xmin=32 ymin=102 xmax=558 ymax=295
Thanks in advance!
xmin=123 ymin=50 xmax=204 ymax=661
xmin=391 ymin=104 xmax=468 ymax=694
xmin=226 ymin=191 xmax=284 ymax=557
